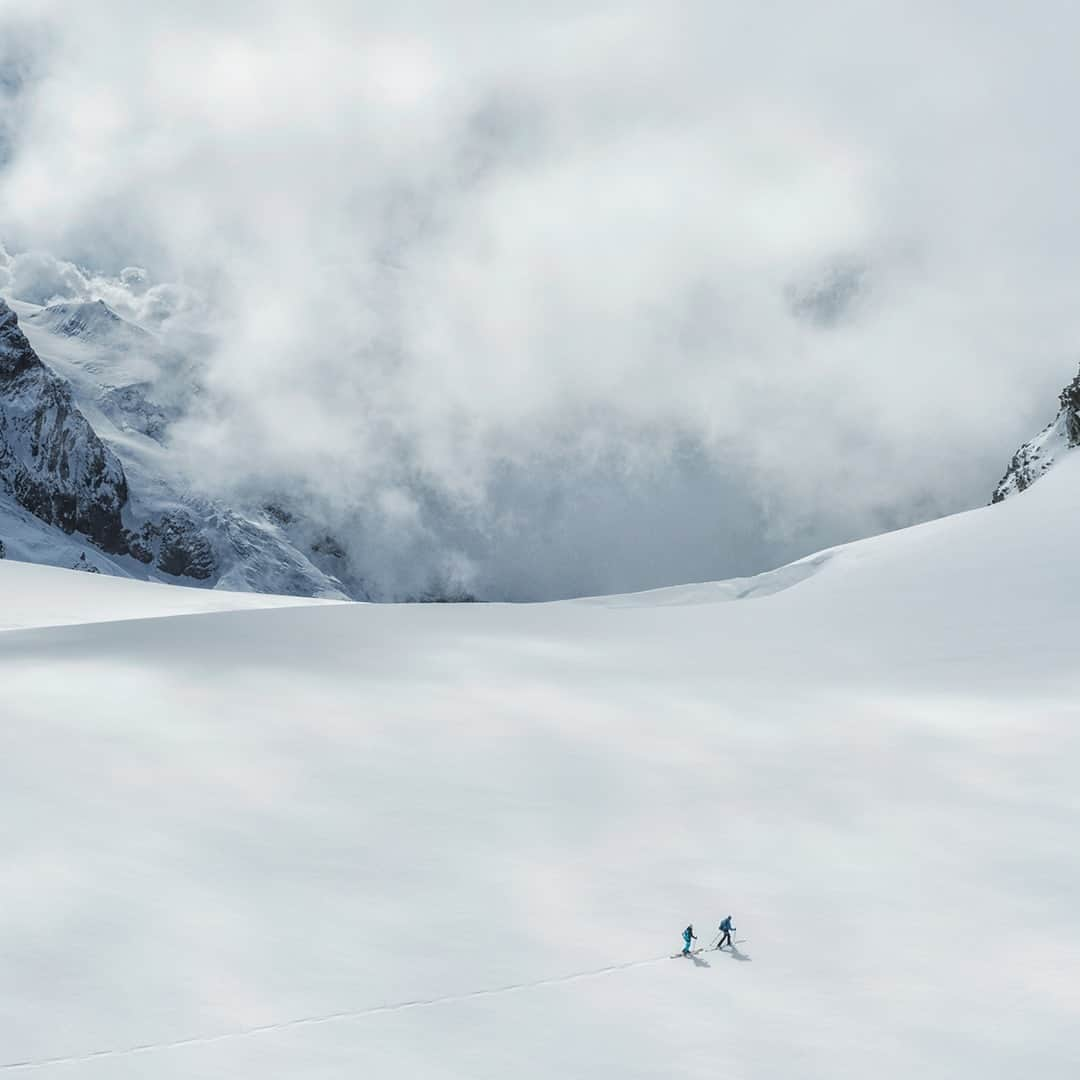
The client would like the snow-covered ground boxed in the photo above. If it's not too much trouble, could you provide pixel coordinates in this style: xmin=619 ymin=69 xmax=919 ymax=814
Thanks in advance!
xmin=0 ymin=558 xmax=340 ymax=632
xmin=0 ymin=455 xmax=1077 ymax=1078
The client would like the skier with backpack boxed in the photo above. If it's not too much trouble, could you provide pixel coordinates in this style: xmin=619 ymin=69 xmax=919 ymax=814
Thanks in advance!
xmin=716 ymin=915 xmax=736 ymax=950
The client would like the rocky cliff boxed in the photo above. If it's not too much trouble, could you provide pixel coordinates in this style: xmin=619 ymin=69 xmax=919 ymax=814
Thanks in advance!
xmin=0 ymin=299 xmax=130 ymax=551
xmin=992 ymin=364 xmax=1080 ymax=503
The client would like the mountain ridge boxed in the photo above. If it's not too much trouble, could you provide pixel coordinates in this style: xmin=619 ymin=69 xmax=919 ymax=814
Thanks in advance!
xmin=1 ymin=298 xmax=352 ymax=597
xmin=992 ymin=363 xmax=1080 ymax=503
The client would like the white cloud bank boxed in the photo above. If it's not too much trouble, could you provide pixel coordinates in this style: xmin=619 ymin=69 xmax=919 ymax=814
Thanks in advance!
xmin=2 ymin=1 xmax=1078 ymax=598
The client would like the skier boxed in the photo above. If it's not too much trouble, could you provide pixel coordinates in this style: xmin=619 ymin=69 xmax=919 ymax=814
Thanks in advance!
xmin=716 ymin=915 xmax=736 ymax=950
xmin=681 ymin=924 xmax=698 ymax=956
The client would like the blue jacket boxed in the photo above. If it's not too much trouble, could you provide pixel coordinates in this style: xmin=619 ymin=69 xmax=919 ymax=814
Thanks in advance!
xmin=720 ymin=917 xmax=733 ymax=932
xmin=683 ymin=927 xmax=694 ymax=944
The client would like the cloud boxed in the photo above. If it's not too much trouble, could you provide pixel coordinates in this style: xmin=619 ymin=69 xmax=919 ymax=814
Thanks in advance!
xmin=0 ymin=244 xmax=202 ymax=329
xmin=1 ymin=1 xmax=1077 ymax=598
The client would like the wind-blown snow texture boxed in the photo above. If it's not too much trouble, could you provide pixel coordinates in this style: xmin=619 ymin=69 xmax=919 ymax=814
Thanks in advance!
xmin=0 ymin=455 xmax=1077 ymax=1078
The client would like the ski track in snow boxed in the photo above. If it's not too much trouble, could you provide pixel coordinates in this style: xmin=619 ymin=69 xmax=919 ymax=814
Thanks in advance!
xmin=0 ymin=954 xmax=685 ymax=1071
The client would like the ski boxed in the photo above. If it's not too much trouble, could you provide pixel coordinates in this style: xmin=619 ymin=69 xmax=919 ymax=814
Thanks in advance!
xmin=670 ymin=947 xmax=706 ymax=958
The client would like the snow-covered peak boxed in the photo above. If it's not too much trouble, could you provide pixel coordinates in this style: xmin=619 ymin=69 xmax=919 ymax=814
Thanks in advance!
xmin=24 ymin=298 xmax=149 ymax=345
xmin=992 ymin=364 xmax=1080 ymax=502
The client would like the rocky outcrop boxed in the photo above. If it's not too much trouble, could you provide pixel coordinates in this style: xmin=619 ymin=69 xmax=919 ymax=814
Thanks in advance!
xmin=1062 ymin=369 xmax=1080 ymax=447
xmin=0 ymin=300 xmax=130 ymax=551
xmin=128 ymin=511 xmax=216 ymax=580
xmin=156 ymin=512 xmax=216 ymax=579
xmin=99 ymin=383 xmax=177 ymax=443
xmin=992 ymin=364 xmax=1080 ymax=503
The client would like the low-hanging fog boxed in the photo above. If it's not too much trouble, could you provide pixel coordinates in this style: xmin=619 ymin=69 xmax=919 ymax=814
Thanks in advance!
xmin=2 ymin=1 xmax=1078 ymax=599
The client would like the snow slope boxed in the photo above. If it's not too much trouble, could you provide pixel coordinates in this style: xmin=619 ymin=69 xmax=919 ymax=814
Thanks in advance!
xmin=0 ymin=557 xmax=341 ymax=632
xmin=0 ymin=457 xmax=1077 ymax=1078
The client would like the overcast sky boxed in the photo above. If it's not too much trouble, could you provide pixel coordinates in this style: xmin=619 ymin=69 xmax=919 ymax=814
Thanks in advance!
xmin=1 ymin=1 xmax=1078 ymax=599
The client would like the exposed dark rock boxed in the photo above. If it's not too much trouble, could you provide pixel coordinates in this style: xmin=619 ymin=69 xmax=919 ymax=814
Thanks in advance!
xmin=155 ymin=511 xmax=216 ymax=580
xmin=0 ymin=302 xmax=37 ymax=378
xmin=263 ymin=503 xmax=295 ymax=527
xmin=991 ymin=434 xmax=1052 ymax=504
xmin=1061 ymin=370 xmax=1080 ymax=448
xmin=126 ymin=524 xmax=155 ymax=564
xmin=992 ymin=362 xmax=1080 ymax=503
xmin=120 ymin=513 xmax=215 ymax=580
xmin=0 ymin=299 xmax=130 ymax=552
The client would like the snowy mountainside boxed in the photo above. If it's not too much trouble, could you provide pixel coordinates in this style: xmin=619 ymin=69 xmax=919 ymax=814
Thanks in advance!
xmin=0 ymin=298 xmax=354 ymax=598
xmin=17 ymin=297 xmax=196 ymax=444
xmin=0 ymin=488 xmax=134 ymax=576
xmin=0 ymin=300 xmax=129 ymax=551
xmin=992 ymin=362 xmax=1080 ymax=502
xmin=0 ymin=452 xmax=1076 ymax=1078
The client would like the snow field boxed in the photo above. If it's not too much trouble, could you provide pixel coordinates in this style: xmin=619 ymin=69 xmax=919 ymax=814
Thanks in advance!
xmin=0 ymin=454 xmax=1077 ymax=1077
